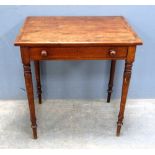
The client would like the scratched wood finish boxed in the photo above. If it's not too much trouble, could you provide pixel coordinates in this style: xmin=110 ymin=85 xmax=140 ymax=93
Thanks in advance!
xmin=14 ymin=16 xmax=143 ymax=139
xmin=15 ymin=16 xmax=142 ymax=46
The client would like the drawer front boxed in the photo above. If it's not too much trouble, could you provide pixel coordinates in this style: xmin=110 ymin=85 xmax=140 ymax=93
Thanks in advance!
xmin=29 ymin=47 xmax=127 ymax=60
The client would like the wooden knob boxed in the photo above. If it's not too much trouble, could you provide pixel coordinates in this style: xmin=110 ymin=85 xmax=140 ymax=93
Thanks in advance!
xmin=109 ymin=50 xmax=116 ymax=56
xmin=41 ymin=50 xmax=47 ymax=56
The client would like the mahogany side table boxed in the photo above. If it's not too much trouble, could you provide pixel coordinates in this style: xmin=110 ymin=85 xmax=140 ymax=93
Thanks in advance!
xmin=14 ymin=16 xmax=142 ymax=139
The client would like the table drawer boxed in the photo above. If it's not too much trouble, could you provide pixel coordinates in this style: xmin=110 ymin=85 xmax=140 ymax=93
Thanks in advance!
xmin=29 ymin=47 xmax=128 ymax=60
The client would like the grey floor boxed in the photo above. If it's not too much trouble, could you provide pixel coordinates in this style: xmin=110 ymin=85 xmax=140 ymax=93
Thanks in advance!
xmin=0 ymin=99 xmax=155 ymax=149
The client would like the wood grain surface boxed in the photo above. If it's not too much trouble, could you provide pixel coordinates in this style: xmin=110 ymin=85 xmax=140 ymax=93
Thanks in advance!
xmin=15 ymin=16 xmax=142 ymax=46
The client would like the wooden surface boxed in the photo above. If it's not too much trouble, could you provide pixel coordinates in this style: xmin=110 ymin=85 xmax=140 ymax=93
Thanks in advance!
xmin=15 ymin=16 xmax=142 ymax=46
xmin=29 ymin=46 xmax=128 ymax=60
xmin=15 ymin=16 xmax=143 ymax=139
xmin=107 ymin=60 xmax=116 ymax=103
xmin=34 ymin=61 xmax=42 ymax=104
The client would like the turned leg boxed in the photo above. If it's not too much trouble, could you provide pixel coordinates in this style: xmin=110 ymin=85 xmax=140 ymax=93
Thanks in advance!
xmin=116 ymin=61 xmax=133 ymax=136
xmin=23 ymin=63 xmax=37 ymax=139
xmin=107 ymin=60 xmax=116 ymax=103
xmin=34 ymin=61 xmax=42 ymax=104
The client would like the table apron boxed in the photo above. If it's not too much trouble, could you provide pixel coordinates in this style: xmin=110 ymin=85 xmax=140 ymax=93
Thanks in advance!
xmin=29 ymin=46 xmax=128 ymax=60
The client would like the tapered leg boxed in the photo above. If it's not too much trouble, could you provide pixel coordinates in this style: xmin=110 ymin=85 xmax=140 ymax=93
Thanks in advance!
xmin=107 ymin=60 xmax=116 ymax=103
xmin=116 ymin=61 xmax=133 ymax=136
xmin=34 ymin=61 xmax=42 ymax=104
xmin=23 ymin=63 xmax=37 ymax=139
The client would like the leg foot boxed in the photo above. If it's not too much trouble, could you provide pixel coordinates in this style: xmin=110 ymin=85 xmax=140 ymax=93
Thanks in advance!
xmin=32 ymin=125 xmax=37 ymax=139
xmin=116 ymin=123 xmax=122 ymax=136
xmin=107 ymin=91 xmax=112 ymax=103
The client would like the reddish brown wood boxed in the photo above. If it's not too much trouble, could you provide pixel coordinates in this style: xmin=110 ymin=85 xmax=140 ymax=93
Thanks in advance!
xmin=116 ymin=46 xmax=136 ymax=136
xmin=14 ymin=17 xmax=142 ymax=138
xmin=29 ymin=47 xmax=127 ymax=60
xmin=21 ymin=47 xmax=37 ymax=139
xmin=107 ymin=60 xmax=116 ymax=103
xmin=34 ymin=61 xmax=42 ymax=104
xmin=14 ymin=16 xmax=142 ymax=47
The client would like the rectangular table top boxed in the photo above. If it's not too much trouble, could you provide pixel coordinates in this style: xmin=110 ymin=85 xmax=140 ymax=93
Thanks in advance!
xmin=15 ymin=16 xmax=142 ymax=47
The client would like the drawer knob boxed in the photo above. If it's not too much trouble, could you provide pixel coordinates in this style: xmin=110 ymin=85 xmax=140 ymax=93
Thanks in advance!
xmin=41 ymin=50 xmax=47 ymax=57
xmin=109 ymin=50 xmax=116 ymax=57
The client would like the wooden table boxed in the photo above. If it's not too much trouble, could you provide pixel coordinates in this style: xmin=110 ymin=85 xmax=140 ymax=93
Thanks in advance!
xmin=14 ymin=16 xmax=142 ymax=139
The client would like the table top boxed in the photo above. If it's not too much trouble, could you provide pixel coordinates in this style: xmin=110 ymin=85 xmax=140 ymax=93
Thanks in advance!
xmin=15 ymin=16 xmax=142 ymax=47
